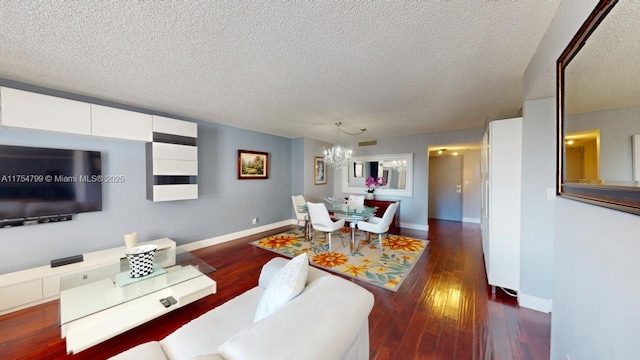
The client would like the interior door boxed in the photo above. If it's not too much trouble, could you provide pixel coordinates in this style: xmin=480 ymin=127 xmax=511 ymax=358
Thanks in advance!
xmin=428 ymin=155 xmax=463 ymax=221
xmin=566 ymin=146 xmax=585 ymax=180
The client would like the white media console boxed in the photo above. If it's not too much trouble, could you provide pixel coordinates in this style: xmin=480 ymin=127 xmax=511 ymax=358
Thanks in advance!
xmin=0 ymin=238 xmax=217 ymax=354
xmin=0 ymin=238 xmax=176 ymax=315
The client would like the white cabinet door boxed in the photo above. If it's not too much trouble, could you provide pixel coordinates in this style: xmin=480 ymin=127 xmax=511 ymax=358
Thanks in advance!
xmin=0 ymin=87 xmax=91 ymax=135
xmin=151 ymin=142 xmax=197 ymax=160
xmin=152 ymin=184 xmax=198 ymax=202
xmin=91 ymin=105 xmax=152 ymax=141
xmin=482 ymin=117 xmax=522 ymax=292
xmin=152 ymin=159 xmax=198 ymax=176
xmin=152 ymin=115 xmax=197 ymax=138
xmin=0 ymin=279 xmax=43 ymax=311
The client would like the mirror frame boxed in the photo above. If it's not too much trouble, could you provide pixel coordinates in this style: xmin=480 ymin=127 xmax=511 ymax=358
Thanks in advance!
xmin=342 ymin=153 xmax=413 ymax=197
xmin=557 ymin=0 xmax=640 ymax=215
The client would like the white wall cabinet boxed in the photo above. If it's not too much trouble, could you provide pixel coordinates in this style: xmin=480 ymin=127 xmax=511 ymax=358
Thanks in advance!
xmin=0 ymin=87 xmax=91 ymax=135
xmin=147 ymin=116 xmax=198 ymax=202
xmin=90 ymin=104 xmax=152 ymax=141
xmin=0 ymin=87 xmax=155 ymax=142
xmin=0 ymin=87 xmax=199 ymax=203
xmin=481 ymin=117 xmax=522 ymax=292
xmin=152 ymin=115 xmax=198 ymax=138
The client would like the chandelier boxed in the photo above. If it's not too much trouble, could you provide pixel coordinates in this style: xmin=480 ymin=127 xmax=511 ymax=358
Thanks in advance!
xmin=388 ymin=160 xmax=407 ymax=171
xmin=323 ymin=122 xmax=366 ymax=169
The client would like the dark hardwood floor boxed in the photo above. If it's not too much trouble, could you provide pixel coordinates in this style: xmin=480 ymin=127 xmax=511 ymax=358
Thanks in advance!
xmin=0 ymin=219 xmax=550 ymax=360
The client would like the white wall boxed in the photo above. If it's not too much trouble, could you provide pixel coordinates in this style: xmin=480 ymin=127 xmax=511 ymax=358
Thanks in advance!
xmin=519 ymin=97 xmax=556 ymax=312
xmin=554 ymin=198 xmax=640 ymax=359
xmin=524 ymin=0 xmax=640 ymax=358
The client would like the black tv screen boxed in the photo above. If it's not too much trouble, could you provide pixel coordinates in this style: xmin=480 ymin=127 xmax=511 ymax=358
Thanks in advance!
xmin=0 ymin=144 xmax=102 ymax=220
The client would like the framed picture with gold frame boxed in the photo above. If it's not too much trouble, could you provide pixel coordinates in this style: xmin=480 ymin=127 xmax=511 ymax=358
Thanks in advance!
xmin=314 ymin=156 xmax=326 ymax=185
xmin=238 ymin=150 xmax=268 ymax=179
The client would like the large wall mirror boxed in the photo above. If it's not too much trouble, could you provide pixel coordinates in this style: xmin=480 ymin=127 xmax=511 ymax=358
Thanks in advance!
xmin=557 ymin=0 xmax=640 ymax=214
xmin=342 ymin=153 xmax=413 ymax=197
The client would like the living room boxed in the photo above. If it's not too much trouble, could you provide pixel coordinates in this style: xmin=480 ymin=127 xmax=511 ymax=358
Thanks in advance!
xmin=1 ymin=0 xmax=639 ymax=359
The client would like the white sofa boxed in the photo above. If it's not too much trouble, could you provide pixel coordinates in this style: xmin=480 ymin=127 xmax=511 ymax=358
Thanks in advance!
xmin=111 ymin=256 xmax=375 ymax=360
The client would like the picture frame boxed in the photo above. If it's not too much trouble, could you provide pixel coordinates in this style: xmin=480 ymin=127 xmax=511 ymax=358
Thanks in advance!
xmin=314 ymin=156 xmax=327 ymax=185
xmin=238 ymin=150 xmax=269 ymax=179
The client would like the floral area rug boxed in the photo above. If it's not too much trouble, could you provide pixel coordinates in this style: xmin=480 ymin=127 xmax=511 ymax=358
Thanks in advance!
xmin=250 ymin=227 xmax=428 ymax=292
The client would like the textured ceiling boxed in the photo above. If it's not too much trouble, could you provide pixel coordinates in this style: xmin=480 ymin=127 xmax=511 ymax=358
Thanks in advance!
xmin=565 ymin=0 xmax=640 ymax=115
xmin=0 ymin=1 xmax=560 ymax=143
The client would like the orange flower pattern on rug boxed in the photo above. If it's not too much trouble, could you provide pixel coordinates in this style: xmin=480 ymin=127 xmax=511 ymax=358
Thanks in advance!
xmin=250 ymin=228 xmax=428 ymax=292
xmin=343 ymin=264 xmax=370 ymax=277
xmin=385 ymin=236 xmax=424 ymax=252
xmin=256 ymin=235 xmax=297 ymax=249
xmin=312 ymin=252 xmax=348 ymax=268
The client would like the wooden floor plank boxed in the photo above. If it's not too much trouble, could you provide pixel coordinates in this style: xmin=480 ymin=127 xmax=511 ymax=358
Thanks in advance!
xmin=0 ymin=220 xmax=551 ymax=359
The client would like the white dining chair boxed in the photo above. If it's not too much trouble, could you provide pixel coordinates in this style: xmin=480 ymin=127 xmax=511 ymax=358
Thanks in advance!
xmin=337 ymin=194 xmax=366 ymax=236
xmin=291 ymin=195 xmax=307 ymax=227
xmin=307 ymin=202 xmax=346 ymax=252
xmin=346 ymin=194 xmax=365 ymax=207
xmin=356 ymin=202 xmax=399 ymax=253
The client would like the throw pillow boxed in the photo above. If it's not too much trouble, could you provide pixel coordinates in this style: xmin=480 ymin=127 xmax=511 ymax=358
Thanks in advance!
xmin=254 ymin=253 xmax=309 ymax=322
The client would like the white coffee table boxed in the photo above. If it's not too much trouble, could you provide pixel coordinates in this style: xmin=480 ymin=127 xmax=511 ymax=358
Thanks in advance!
xmin=59 ymin=251 xmax=216 ymax=354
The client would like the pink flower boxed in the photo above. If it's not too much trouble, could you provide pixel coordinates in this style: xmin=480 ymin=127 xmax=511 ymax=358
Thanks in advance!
xmin=365 ymin=176 xmax=377 ymax=189
xmin=366 ymin=176 xmax=386 ymax=189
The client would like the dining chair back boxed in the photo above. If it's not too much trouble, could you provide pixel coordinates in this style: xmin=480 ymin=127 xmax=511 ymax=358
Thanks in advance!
xmin=291 ymin=195 xmax=307 ymax=227
xmin=307 ymin=202 xmax=346 ymax=252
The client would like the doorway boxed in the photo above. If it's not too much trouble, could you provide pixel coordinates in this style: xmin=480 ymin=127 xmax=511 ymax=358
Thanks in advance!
xmin=428 ymin=154 xmax=462 ymax=221
xmin=565 ymin=129 xmax=600 ymax=182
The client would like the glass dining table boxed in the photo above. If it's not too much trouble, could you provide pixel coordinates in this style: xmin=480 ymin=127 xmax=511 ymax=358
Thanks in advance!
xmin=300 ymin=203 xmax=378 ymax=252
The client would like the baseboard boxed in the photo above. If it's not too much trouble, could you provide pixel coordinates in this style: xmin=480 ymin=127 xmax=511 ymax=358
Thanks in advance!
xmin=518 ymin=292 xmax=552 ymax=313
xmin=181 ymin=219 xmax=430 ymax=252
xmin=178 ymin=220 xmax=294 ymax=252
xmin=399 ymin=222 xmax=428 ymax=232
xmin=462 ymin=217 xmax=480 ymax=224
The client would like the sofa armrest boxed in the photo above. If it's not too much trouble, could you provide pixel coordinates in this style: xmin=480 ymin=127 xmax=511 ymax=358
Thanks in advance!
xmin=217 ymin=276 xmax=374 ymax=360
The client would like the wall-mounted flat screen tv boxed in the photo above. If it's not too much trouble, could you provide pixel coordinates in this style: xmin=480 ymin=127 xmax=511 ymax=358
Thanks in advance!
xmin=0 ymin=144 xmax=102 ymax=221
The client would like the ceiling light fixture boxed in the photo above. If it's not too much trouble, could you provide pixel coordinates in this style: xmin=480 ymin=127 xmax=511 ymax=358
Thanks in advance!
xmin=323 ymin=122 xmax=366 ymax=169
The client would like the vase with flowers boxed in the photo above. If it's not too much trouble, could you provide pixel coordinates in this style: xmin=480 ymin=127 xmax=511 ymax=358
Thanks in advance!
xmin=365 ymin=176 xmax=387 ymax=199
